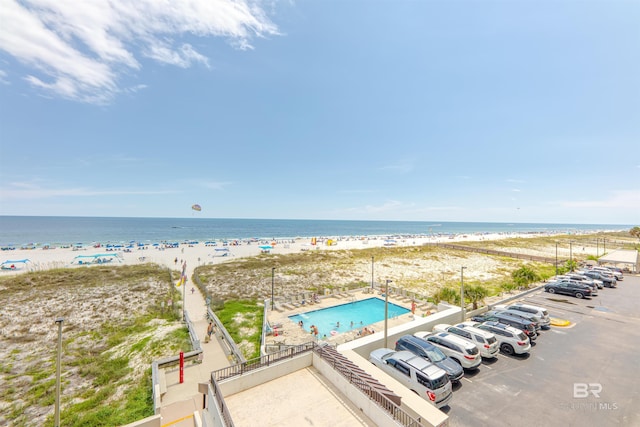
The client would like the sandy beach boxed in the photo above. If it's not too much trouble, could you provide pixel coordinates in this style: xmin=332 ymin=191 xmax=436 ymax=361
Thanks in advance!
xmin=0 ymin=231 xmax=583 ymax=279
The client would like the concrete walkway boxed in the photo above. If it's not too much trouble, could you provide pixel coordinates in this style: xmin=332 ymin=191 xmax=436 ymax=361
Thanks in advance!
xmin=160 ymin=262 xmax=233 ymax=426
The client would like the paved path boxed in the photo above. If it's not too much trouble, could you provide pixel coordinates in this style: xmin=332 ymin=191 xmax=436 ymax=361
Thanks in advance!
xmin=160 ymin=261 xmax=233 ymax=426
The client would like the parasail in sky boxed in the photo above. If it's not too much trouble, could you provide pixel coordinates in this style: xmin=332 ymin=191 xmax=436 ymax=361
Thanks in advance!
xmin=192 ymin=204 xmax=202 ymax=212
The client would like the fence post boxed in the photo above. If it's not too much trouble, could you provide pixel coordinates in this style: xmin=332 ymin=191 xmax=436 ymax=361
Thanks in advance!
xmin=179 ymin=352 xmax=184 ymax=383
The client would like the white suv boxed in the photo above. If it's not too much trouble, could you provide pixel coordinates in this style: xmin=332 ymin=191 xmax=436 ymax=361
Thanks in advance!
xmin=473 ymin=321 xmax=531 ymax=355
xmin=432 ymin=323 xmax=499 ymax=359
xmin=415 ymin=331 xmax=482 ymax=369
xmin=369 ymin=348 xmax=453 ymax=408
xmin=496 ymin=303 xmax=551 ymax=329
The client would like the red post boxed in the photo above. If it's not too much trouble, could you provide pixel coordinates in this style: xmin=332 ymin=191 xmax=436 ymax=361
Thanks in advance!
xmin=179 ymin=351 xmax=184 ymax=384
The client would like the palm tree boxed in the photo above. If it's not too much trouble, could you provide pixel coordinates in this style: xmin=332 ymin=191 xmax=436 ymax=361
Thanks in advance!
xmin=512 ymin=266 xmax=540 ymax=288
xmin=630 ymin=226 xmax=640 ymax=239
xmin=436 ymin=287 xmax=459 ymax=305
xmin=466 ymin=285 xmax=489 ymax=310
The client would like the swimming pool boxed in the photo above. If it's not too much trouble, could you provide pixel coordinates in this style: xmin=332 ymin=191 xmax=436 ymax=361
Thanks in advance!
xmin=288 ymin=297 xmax=410 ymax=338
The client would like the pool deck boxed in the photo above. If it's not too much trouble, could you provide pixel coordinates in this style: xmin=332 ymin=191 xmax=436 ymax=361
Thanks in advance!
xmin=266 ymin=288 xmax=436 ymax=348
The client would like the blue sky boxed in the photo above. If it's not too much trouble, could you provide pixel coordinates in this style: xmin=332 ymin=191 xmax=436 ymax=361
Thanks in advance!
xmin=0 ymin=0 xmax=638 ymax=224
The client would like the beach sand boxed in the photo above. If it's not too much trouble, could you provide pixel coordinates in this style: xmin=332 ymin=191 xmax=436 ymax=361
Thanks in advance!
xmin=1 ymin=231 xmax=570 ymax=278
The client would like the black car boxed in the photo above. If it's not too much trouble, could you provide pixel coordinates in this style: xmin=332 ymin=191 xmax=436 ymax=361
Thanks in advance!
xmin=471 ymin=311 xmax=537 ymax=340
xmin=545 ymin=281 xmax=592 ymax=298
xmin=395 ymin=335 xmax=464 ymax=382
xmin=579 ymin=270 xmax=617 ymax=288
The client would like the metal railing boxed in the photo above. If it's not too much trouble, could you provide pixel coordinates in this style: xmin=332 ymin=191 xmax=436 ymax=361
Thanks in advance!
xmin=210 ymin=341 xmax=424 ymax=427
xmin=210 ymin=372 xmax=235 ymax=427
xmin=213 ymin=342 xmax=316 ymax=381
xmin=150 ymin=309 xmax=203 ymax=414
xmin=313 ymin=345 xmax=423 ymax=427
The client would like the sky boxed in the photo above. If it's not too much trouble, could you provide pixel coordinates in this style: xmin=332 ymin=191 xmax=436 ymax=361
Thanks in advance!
xmin=0 ymin=0 xmax=638 ymax=225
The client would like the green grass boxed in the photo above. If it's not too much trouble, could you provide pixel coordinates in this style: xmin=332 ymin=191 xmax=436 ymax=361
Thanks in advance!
xmin=0 ymin=264 xmax=190 ymax=427
xmin=214 ymin=300 xmax=263 ymax=359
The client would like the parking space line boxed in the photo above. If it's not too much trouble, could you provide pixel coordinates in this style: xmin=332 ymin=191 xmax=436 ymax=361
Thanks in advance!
xmin=462 ymin=377 xmax=473 ymax=383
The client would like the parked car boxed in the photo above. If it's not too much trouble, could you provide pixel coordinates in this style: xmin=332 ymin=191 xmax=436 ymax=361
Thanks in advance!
xmin=492 ymin=309 xmax=542 ymax=331
xmin=395 ymin=335 xmax=464 ymax=382
xmin=432 ymin=323 xmax=500 ymax=358
xmin=495 ymin=303 xmax=551 ymax=329
xmin=369 ymin=348 xmax=453 ymax=408
xmin=471 ymin=311 xmax=538 ymax=340
xmin=578 ymin=269 xmax=617 ymax=288
xmin=544 ymin=280 xmax=592 ymax=298
xmin=473 ymin=321 xmax=531 ymax=355
xmin=562 ymin=273 xmax=604 ymax=289
xmin=591 ymin=266 xmax=623 ymax=280
xmin=555 ymin=275 xmax=600 ymax=293
xmin=414 ymin=331 xmax=482 ymax=369
xmin=604 ymin=266 xmax=624 ymax=279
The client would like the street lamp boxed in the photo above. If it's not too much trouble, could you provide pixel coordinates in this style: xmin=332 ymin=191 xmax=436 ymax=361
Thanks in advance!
xmin=271 ymin=267 xmax=275 ymax=311
xmin=371 ymin=256 xmax=374 ymax=290
xmin=384 ymin=279 xmax=392 ymax=348
xmin=569 ymin=241 xmax=573 ymax=272
xmin=555 ymin=242 xmax=558 ymax=276
xmin=460 ymin=267 xmax=467 ymax=321
xmin=55 ymin=317 xmax=64 ymax=427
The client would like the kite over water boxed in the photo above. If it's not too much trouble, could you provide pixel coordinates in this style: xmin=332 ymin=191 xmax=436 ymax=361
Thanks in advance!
xmin=192 ymin=204 xmax=202 ymax=212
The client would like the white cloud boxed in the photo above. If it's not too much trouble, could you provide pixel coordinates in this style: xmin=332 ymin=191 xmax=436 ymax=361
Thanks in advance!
xmin=561 ymin=190 xmax=640 ymax=210
xmin=380 ymin=160 xmax=414 ymax=174
xmin=200 ymin=181 xmax=231 ymax=190
xmin=1 ymin=181 xmax=175 ymax=199
xmin=0 ymin=0 xmax=278 ymax=103
xmin=0 ymin=69 xmax=9 ymax=84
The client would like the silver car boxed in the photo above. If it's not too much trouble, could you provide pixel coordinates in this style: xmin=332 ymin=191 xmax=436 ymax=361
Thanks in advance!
xmin=369 ymin=348 xmax=453 ymax=408
xmin=497 ymin=303 xmax=551 ymax=329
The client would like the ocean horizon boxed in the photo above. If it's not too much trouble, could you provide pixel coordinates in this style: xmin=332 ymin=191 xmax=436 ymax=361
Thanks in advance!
xmin=0 ymin=216 xmax=632 ymax=247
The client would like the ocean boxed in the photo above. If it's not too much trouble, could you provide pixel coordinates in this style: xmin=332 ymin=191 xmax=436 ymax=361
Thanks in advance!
xmin=0 ymin=216 xmax=631 ymax=247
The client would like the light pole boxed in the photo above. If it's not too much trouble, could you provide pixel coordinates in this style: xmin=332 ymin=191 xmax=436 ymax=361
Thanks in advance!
xmin=371 ymin=256 xmax=374 ymax=290
xmin=569 ymin=241 xmax=573 ymax=272
xmin=181 ymin=262 xmax=187 ymax=321
xmin=271 ymin=267 xmax=275 ymax=311
xmin=55 ymin=317 xmax=64 ymax=427
xmin=596 ymin=238 xmax=599 ymax=257
xmin=384 ymin=279 xmax=392 ymax=348
xmin=555 ymin=242 xmax=558 ymax=276
xmin=460 ymin=267 xmax=466 ymax=321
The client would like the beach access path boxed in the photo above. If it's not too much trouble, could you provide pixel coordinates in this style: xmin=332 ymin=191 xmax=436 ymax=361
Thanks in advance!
xmin=159 ymin=261 xmax=232 ymax=427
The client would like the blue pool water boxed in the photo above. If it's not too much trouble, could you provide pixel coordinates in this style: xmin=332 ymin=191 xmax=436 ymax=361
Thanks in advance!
xmin=288 ymin=297 xmax=410 ymax=338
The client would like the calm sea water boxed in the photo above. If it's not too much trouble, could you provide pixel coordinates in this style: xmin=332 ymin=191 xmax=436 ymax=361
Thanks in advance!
xmin=0 ymin=216 xmax=631 ymax=246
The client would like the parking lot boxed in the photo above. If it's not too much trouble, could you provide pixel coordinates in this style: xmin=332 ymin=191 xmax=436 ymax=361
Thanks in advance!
xmin=445 ymin=274 xmax=640 ymax=427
